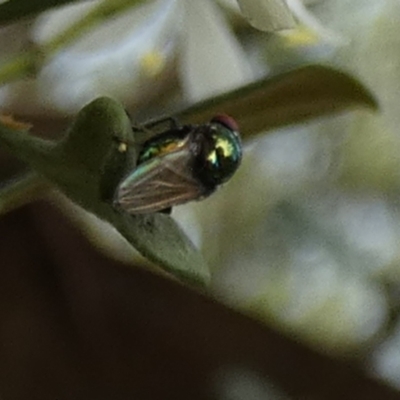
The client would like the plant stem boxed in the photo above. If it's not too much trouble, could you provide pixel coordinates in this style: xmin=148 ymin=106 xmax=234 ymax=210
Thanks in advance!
xmin=0 ymin=52 xmax=37 ymax=86
xmin=0 ymin=172 xmax=50 ymax=216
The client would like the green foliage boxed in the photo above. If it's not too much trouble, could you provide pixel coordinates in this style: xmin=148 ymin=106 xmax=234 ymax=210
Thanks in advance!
xmin=0 ymin=0 xmax=378 ymax=286
xmin=177 ymin=65 xmax=377 ymax=137
xmin=0 ymin=0 xmax=148 ymax=26
xmin=0 ymin=0 xmax=82 ymax=24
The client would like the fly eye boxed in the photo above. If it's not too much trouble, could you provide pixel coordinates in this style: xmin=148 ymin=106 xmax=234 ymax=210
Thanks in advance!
xmin=197 ymin=122 xmax=242 ymax=187
xmin=210 ymin=114 xmax=239 ymax=132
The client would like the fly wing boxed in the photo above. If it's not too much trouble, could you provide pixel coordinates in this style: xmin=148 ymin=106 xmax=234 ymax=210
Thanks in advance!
xmin=115 ymin=147 xmax=206 ymax=214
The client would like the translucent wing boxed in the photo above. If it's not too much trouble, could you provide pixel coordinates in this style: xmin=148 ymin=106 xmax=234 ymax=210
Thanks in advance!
xmin=115 ymin=147 xmax=207 ymax=214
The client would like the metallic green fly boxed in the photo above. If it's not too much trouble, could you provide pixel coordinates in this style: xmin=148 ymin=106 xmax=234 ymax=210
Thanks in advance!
xmin=114 ymin=115 xmax=242 ymax=214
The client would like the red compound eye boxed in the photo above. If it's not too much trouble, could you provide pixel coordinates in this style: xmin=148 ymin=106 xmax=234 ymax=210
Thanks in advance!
xmin=210 ymin=114 xmax=239 ymax=132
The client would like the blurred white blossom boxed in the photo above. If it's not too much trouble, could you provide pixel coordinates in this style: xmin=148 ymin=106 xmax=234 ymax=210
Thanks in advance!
xmin=237 ymin=0 xmax=295 ymax=31
xmin=1 ymin=0 xmax=184 ymax=114
xmin=181 ymin=0 xmax=254 ymax=102
xmin=0 ymin=0 xmax=300 ymax=115
xmin=373 ymin=321 xmax=400 ymax=389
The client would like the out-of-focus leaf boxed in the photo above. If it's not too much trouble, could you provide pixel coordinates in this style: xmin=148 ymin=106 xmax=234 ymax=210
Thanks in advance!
xmin=0 ymin=97 xmax=209 ymax=287
xmin=0 ymin=0 xmax=150 ymax=27
xmin=176 ymin=65 xmax=378 ymax=139
xmin=0 ymin=0 xmax=83 ymax=25
xmin=0 ymin=172 xmax=50 ymax=215
xmin=237 ymin=0 xmax=296 ymax=32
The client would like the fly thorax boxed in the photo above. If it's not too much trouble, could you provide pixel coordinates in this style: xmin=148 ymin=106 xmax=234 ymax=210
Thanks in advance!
xmin=138 ymin=127 xmax=191 ymax=164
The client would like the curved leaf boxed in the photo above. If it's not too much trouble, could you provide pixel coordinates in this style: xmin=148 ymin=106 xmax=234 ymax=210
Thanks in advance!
xmin=176 ymin=65 xmax=378 ymax=138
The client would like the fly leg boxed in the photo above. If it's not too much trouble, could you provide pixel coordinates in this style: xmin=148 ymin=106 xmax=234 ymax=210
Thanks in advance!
xmin=132 ymin=117 xmax=180 ymax=144
xmin=143 ymin=116 xmax=179 ymax=132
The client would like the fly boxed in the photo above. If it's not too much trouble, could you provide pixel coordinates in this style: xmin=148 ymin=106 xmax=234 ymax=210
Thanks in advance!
xmin=114 ymin=114 xmax=242 ymax=214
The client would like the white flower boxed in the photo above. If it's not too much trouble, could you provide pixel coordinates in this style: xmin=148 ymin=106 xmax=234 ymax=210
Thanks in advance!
xmin=0 ymin=0 xmax=302 ymax=115
xmin=236 ymin=0 xmax=295 ymax=31
xmin=180 ymin=0 xmax=254 ymax=102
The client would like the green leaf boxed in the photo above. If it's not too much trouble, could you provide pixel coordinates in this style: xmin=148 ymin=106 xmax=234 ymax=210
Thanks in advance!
xmin=0 ymin=0 xmax=83 ymax=25
xmin=176 ymin=65 xmax=378 ymax=138
xmin=0 ymin=97 xmax=209 ymax=287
